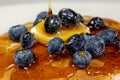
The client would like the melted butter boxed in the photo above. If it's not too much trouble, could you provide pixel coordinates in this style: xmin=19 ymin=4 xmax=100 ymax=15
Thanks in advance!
xmin=31 ymin=21 xmax=90 ymax=44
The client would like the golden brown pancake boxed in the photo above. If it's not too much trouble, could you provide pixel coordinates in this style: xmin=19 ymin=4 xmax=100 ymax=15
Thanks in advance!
xmin=0 ymin=16 xmax=120 ymax=80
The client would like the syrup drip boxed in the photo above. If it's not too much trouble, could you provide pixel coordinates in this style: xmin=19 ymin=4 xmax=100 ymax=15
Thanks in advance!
xmin=48 ymin=0 xmax=53 ymax=16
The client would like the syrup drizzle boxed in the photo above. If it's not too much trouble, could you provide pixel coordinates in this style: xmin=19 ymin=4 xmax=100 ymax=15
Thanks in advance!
xmin=48 ymin=0 xmax=53 ymax=16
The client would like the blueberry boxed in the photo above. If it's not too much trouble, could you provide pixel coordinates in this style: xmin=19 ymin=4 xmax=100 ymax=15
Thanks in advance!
xmin=20 ymin=32 xmax=34 ymax=48
xmin=86 ymin=17 xmax=105 ymax=29
xmin=33 ymin=11 xmax=48 ymax=26
xmin=98 ymin=29 xmax=119 ymax=44
xmin=77 ymin=13 xmax=84 ymax=23
xmin=44 ymin=15 xmax=62 ymax=33
xmin=84 ymin=35 xmax=105 ymax=57
xmin=47 ymin=37 xmax=64 ymax=55
xmin=8 ymin=25 xmax=28 ymax=42
xmin=14 ymin=48 xmax=35 ymax=68
xmin=73 ymin=51 xmax=92 ymax=68
xmin=58 ymin=8 xmax=82 ymax=27
xmin=66 ymin=34 xmax=86 ymax=55
xmin=83 ymin=33 xmax=94 ymax=41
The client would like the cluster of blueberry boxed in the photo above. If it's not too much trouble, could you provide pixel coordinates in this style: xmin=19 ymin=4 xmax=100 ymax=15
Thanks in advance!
xmin=47 ymin=27 xmax=119 ymax=68
xmin=8 ymin=25 xmax=35 ymax=68
xmin=44 ymin=8 xmax=119 ymax=68
xmin=34 ymin=8 xmax=106 ymax=34
xmin=34 ymin=8 xmax=84 ymax=34
xmin=8 ymin=8 xmax=120 ymax=68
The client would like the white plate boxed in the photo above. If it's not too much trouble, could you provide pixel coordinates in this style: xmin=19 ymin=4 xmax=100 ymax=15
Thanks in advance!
xmin=0 ymin=1 xmax=120 ymax=34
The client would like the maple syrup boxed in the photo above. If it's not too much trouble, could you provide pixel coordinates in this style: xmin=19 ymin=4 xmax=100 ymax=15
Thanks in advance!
xmin=48 ymin=0 xmax=53 ymax=16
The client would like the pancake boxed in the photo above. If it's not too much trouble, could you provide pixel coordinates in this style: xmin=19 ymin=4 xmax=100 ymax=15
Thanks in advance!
xmin=0 ymin=16 xmax=120 ymax=80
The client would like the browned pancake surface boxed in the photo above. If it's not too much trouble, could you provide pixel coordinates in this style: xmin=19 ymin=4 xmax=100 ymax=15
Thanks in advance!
xmin=0 ymin=16 xmax=120 ymax=80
